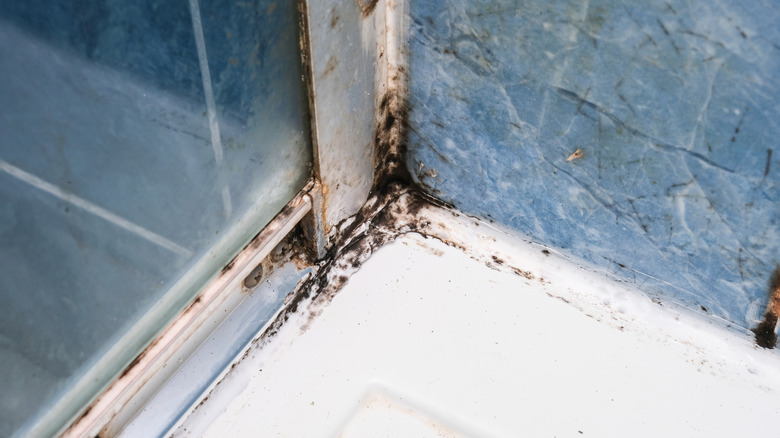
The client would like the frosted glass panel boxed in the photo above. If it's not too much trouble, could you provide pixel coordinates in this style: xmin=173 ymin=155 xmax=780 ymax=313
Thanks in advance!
xmin=0 ymin=0 xmax=311 ymax=435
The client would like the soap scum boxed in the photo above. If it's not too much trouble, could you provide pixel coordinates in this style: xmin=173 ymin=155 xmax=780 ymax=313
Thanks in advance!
xmin=753 ymin=266 xmax=780 ymax=348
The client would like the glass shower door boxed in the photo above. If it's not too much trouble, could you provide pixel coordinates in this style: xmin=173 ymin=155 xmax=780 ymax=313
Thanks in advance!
xmin=0 ymin=0 xmax=312 ymax=435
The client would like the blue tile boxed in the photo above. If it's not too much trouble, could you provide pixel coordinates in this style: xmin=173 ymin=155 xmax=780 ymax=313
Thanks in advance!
xmin=407 ymin=0 xmax=780 ymax=327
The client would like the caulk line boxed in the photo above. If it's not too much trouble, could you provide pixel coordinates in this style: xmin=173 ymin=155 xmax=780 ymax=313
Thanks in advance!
xmin=0 ymin=159 xmax=192 ymax=258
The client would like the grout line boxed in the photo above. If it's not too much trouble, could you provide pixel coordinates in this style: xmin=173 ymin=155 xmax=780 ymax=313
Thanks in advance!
xmin=0 ymin=159 xmax=192 ymax=257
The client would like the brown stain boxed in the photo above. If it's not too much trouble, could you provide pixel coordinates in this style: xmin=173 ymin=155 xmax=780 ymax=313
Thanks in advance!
xmin=329 ymin=7 xmax=339 ymax=28
xmin=511 ymin=267 xmax=535 ymax=280
xmin=320 ymin=56 xmax=338 ymax=79
xmin=753 ymin=266 xmax=780 ymax=348
xmin=356 ymin=0 xmax=378 ymax=17
xmin=567 ymin=148 xmax=585 ymax=161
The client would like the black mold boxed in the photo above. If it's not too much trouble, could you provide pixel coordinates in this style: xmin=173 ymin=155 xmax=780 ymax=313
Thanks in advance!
xmin=234 ymin=81 xmax=460 ymax=353
xmin=753 ymin=313 xmax=777 ymax=349
xmin=752 ymin=266 xmax=780 ymax=349
xmin=372 ymin=91 xmax=415 ymax=197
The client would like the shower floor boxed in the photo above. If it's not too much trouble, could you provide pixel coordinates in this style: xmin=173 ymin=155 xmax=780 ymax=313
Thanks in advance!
xmin=168 ymin=212 xmax=780 ymax=437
